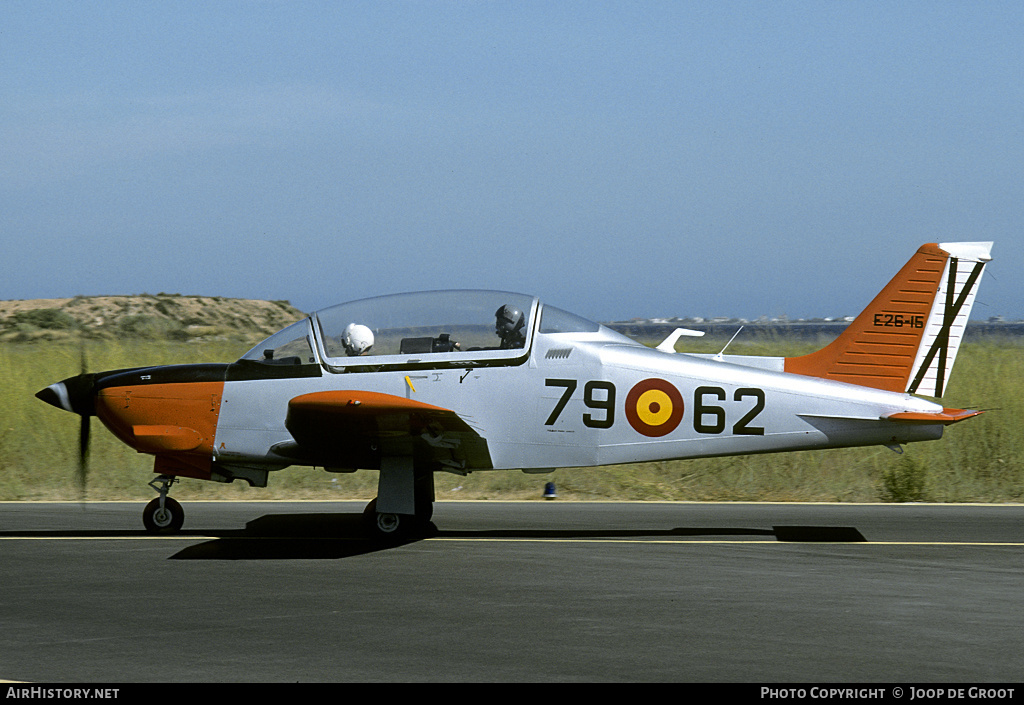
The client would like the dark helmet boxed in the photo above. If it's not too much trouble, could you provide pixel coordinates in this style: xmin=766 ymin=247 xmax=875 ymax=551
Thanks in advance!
xmin=495 ymin=304 xmax=525 ymax=338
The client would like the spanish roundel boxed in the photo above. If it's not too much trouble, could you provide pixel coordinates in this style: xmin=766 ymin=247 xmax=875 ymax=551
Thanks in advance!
xmin=625 ymin=379 xmax=684 ymax=437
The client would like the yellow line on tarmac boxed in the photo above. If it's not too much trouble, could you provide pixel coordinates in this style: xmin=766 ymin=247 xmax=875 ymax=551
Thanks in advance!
xmin=0 ymin=535 xmax=217 ymax=541
xmin=427 ymin=537 xmax=1024 ymax=546
xmin=2 ymin=535 xmax=1023 ymax=547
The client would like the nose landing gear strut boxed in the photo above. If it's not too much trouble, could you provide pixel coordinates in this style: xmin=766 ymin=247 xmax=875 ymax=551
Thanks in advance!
xmin=143 ymin=474 xmax=185 ymax=533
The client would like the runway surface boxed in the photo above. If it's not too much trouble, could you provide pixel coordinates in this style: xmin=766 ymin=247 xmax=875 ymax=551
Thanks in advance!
xmin=1 ymin=500 xmax=1022 ymax=682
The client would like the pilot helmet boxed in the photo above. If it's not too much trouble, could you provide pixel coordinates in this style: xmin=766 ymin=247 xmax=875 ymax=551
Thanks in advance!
xmin=342 ymin=323 xmax=374 ymax=356
xmin=495 ymin=304 xmax=525 ymax=338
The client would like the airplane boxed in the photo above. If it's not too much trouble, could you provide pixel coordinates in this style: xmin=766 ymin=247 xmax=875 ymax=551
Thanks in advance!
xmin=36 ymin=242 xmax=993 ymax=539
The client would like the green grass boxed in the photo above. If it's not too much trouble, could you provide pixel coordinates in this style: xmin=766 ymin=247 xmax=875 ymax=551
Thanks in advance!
xmin=3 ymin=335 xmax=1021 ymax=503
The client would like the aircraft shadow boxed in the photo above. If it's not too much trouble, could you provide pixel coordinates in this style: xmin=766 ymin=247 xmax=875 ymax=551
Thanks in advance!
xmin=0 ymin=513 xmax=866 ymax=560
xmin=169 ymin=513 xmax=418 ymax=560
xmin=166 ymin=513 xmax=866 ymax=560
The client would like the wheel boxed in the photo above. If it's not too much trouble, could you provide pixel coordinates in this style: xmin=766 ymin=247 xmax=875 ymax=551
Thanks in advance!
xmin=143 ymin=497 xmax=185 ymax=534
xmin=362 ymin=498 xmax=421 ymax=540
xmin=374 ymin=511 xmax=402 ymax=535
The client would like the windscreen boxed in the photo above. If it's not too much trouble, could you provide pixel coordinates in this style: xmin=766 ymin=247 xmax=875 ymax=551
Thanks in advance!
xmin=238 ymin=318 xmax=318 ymax=366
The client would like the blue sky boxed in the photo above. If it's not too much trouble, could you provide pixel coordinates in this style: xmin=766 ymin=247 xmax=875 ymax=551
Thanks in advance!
xmin=2 ymin=1 xmax=1021 ymax=322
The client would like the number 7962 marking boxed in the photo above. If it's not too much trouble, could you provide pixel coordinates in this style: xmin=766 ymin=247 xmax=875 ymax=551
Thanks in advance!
xmin=545 ymin=378 xmax=764 ymax=436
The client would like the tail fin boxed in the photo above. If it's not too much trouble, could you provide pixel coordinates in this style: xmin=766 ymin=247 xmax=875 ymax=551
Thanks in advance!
xmin=784 ymin=242 xmax=992 ymax=397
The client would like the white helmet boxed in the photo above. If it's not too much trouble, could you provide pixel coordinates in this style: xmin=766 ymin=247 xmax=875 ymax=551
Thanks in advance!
xmin=342 ymin=323 xmax=374 ymax=356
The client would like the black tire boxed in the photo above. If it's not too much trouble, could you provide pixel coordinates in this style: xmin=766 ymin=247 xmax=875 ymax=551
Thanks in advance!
xmin=362 ymin=498 xmax=421 ymax=541
xmin=143 ymin=497 xmax=185 ymax=534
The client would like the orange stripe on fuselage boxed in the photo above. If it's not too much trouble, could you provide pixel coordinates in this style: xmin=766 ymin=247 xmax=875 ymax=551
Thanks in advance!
xmin=95 ymin=382 xmax=224 ymax=467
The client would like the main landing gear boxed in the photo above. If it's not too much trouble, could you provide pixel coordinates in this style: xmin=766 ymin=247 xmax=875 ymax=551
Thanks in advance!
xmin=142 ymin=474 xmax=184 ymax=534
xmin=361 ymin=464 xmax=436 ymax=541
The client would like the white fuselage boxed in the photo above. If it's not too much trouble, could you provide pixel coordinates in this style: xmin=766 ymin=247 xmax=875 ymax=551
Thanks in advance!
xmin=212 ymin=328 xmax=944 ymax=476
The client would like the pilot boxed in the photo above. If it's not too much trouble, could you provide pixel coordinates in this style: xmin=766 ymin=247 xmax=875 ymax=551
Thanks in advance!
xmin=495 ymin=304 xmax=526 ymax=349
xmin=342 ymin=323 xmax=374 ymax=356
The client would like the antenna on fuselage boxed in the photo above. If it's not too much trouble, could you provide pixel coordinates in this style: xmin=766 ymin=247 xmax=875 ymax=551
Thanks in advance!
xmin=713 ymin=326 xmax=744 ymax=361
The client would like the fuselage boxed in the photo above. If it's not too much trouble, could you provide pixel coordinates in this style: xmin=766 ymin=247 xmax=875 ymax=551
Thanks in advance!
xmin=71 ymin=317 xmax=947 ymax=487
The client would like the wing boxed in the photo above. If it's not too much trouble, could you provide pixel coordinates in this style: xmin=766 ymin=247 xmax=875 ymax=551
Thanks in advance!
xmin=277 ymin=390 xmax=492 ymax=472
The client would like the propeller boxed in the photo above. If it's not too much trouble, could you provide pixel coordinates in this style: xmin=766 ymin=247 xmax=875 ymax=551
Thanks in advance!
xmin=35 ymin=341 xmax=96 ymax=498
xmin=77 ymin=343 xmax=90 ymax=496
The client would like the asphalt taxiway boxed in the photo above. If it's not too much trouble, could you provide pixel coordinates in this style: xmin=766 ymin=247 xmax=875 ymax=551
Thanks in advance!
xmin=1 ymin=500 xmax=1022 ymax=682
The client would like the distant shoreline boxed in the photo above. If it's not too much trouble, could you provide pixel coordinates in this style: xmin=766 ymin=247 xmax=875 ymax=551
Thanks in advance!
xmin=607 ymin=320 xmax=1024 ymax=341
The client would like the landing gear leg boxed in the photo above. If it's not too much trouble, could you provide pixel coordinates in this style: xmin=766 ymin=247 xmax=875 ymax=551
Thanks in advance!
xmin=143 ymin=474 xmax=184 ymax=534
xmin=414 ymin=469 xmax=434 ymax=524
xmin=362 ymin=461 xmax=434 ymax=540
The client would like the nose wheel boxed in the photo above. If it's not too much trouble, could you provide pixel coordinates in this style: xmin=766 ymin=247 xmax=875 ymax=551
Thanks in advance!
xmin=143 ymin=475 xmax=184 ymax=533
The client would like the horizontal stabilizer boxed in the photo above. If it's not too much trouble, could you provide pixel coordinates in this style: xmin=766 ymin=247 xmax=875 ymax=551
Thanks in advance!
xmin=885 ymin=408 xmax=983 ymax=425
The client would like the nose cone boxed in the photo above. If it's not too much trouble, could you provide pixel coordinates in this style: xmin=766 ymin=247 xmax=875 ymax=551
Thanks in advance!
xmin=36 ymin=374 xmax=96 ymax=415
xmin=36 ymin=383 xmax=71 ymax=411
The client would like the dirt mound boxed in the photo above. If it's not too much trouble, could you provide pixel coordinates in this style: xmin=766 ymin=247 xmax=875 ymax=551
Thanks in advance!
xmin=0 ymin=294 xmax=305 ymax=342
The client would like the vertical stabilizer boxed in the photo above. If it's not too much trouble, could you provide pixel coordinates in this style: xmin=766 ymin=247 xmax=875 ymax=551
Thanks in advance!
xmin=785 ymin=242 xmax=992 ymax=397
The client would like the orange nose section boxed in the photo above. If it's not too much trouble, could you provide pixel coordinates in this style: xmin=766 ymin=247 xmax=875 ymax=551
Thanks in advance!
xmin=95 ymin=382 xmax=224 ymax=458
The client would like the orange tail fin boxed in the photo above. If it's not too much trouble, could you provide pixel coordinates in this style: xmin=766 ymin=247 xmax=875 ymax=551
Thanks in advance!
xmin=784 ymin=242 xmax=992 ymax=397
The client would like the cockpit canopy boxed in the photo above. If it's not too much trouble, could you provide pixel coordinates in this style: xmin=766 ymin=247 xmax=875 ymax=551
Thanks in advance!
xmin=240 ymin=290 xmax=532 ymax=371
xmin=314 ymin=290 xmax=537 ymax=368
xmin=239 ymin=289 xmax=625 ymax=374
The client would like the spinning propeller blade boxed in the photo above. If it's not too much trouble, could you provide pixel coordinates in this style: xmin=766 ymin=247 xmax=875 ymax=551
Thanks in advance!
xmin=78 ymin=408 xmax=90 ymax=497
xmin=78 ymin=343 xmax=89 ymax=496
xmin=35 ymin=341 xmax=95 ymax=498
